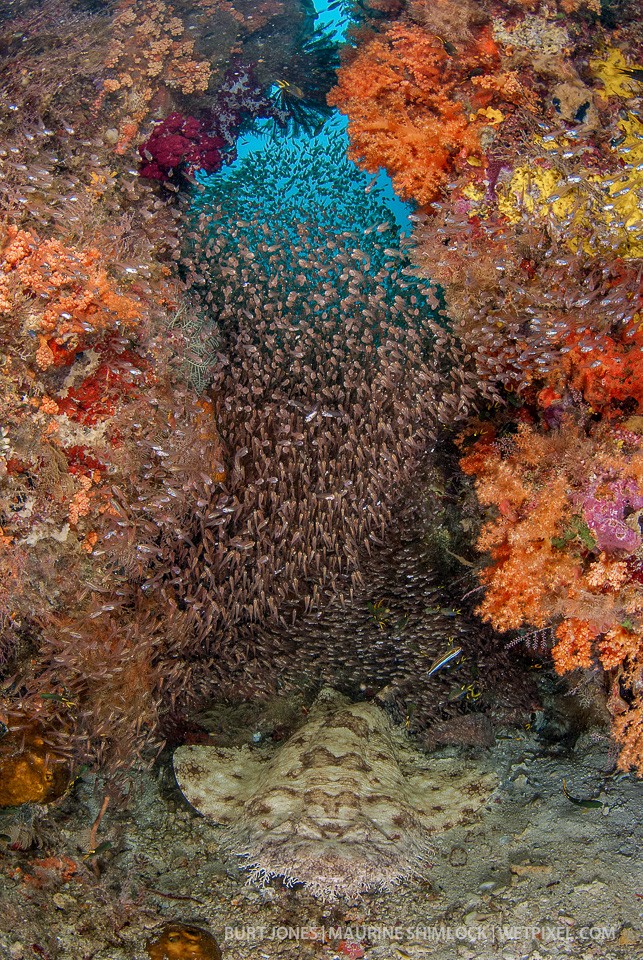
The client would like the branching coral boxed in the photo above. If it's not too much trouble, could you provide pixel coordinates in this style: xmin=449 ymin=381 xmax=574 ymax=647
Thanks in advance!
xmin=93 ymin=0 xmax=213 ymax=154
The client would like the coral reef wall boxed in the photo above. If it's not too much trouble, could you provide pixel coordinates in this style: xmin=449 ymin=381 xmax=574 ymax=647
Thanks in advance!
xmin=0 ymin=0 xmax=227 ymax=770
xmin=1 ymin=0 xmax=640 ymax=779
xmin=339 ymin=0 xmax=643 ymax=770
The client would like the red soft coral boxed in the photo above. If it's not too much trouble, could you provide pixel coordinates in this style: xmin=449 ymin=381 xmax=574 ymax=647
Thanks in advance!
xmin=558 ymin=316 xmax=643 ymax=415
xmin=138 ymin=112 xmax=225 ymax=182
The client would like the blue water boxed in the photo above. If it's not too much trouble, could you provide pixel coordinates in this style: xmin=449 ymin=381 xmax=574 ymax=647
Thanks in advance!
xmin=312 ymin=0 xmax=354 ymax=42
xmin=195 ymin=0 xmax=414 ymax=238
xmin=203 ymin=112 xmax=413 ymax=237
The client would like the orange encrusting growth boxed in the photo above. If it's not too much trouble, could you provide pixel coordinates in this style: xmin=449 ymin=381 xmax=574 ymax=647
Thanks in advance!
xmin=0 ymin=226 xmax=141 ymax=371
xmin=93 ymin=0 xmax=212 ymax=154
xmin=0 ymin=224 xmax=151 ymax=577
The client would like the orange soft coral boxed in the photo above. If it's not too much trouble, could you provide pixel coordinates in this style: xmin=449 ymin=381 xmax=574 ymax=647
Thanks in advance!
xmin=461 ymin=424 xmax=582 ymax=630
xmin=552 ymin=618 xmax=597 ymax=671
xmin=328 ymin=21 xmax=513 ymax=205
xmin=557 ymin=316 xmax=643 ymax=415
xmin=476 ymin=474 xmax=581 ymax=630
xmin=599 ymin=624 xmax=639 ymax=671
xmin=460 ymin=417 xmax=643 ymax=772
xmin=462 ymin=421 xmax=643 ymax=627
xmin=613 ymin=697 xmax=643 ymax=772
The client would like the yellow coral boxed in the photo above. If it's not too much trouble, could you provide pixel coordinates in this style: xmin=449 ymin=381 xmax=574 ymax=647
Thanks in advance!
xmin=497 ymin=121 xmax=643 ymax=258
xmin=591 ymin=47 xmax=642 ymax=99
xmin=496 ymin=46 xmax=642 ymax=257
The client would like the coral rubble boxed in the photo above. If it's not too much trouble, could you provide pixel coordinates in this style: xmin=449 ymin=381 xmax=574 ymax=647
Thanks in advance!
xmin=174 ymin=689 xmax=498 ymax=900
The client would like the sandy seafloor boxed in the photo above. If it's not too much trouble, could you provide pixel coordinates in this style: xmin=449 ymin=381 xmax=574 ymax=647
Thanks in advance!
xmin=0 ymin=713 xmax=641 ymax=960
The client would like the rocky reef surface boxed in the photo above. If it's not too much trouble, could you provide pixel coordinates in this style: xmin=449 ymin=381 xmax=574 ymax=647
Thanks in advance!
xmin=0 ymin=692 xmax=641 ymax=960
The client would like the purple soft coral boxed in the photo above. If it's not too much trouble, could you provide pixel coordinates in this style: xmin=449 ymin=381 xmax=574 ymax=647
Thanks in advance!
xmin=139 ymin=61 xmax=285 ymax=183
xmin=208 ymin=59 xmax=287 ymax=154
xmin=138 ymin=113 xmax=225 ymax=182
xmin=582 ymin=478 xmax=643 ymax=554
